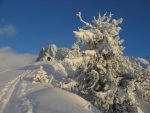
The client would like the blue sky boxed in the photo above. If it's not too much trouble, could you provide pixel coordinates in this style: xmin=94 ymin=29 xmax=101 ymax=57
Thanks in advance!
xmin=0 ymin=0 xmax=150 ymax=57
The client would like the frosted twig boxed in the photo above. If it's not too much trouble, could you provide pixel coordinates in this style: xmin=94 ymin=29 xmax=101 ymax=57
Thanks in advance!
xmin=76 ymin=12 xmax=93 ymax=28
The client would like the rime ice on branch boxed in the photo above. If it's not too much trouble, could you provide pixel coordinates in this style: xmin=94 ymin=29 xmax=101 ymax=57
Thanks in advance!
xmin=74 ymin=12 xmax=124 ymax=56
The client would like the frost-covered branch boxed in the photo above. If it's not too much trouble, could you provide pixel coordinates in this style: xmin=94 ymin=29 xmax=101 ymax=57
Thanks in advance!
xmin=76 ymin=12 xmax=93 ymax=28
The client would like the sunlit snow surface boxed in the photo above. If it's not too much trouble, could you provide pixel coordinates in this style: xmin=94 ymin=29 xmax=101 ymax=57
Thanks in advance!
xmin=0 ymin=62 xmax=100 ymax=113
xmin=0 ymin=55 xmax=150 ymax=113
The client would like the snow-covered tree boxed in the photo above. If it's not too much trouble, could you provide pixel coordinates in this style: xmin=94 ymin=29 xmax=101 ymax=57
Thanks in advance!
xmin=73 ymin=12 xmax=125 ymax=56
xmin=64 ymin=12 xmax=150 ymax=113
xmin=63 ymin=43 xmax=82 ymax=69
xmin=33 ymin=66 xmax=49 ymax=84
xmin=35 ymin=11 xmax=150 ymax=113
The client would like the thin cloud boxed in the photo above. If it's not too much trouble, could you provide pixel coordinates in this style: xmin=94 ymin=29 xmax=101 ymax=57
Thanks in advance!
xmin=0 ymin=24 xmax=16 ymax=37
xmin=0 ymin=47 xmax=36 ymax=69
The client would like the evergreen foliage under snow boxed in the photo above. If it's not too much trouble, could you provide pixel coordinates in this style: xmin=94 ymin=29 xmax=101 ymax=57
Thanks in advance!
xmin=32 ymin=66 xmax=49 ymax=83
xmin=36 ymin=12 xmax=150 ymax=113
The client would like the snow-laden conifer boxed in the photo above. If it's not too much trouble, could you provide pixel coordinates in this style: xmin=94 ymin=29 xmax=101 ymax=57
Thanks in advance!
xmin=62 ymin=12 xmax=150 ymax=113
xmin=32 ymin=66 xmax=49 ymax=84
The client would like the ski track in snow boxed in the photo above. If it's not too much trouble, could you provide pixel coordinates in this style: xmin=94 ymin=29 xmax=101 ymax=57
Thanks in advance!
xmin=0 ymin=70 xmax=32 ymax=113
xmin=16 ymin=70 xmax=36 ymax=113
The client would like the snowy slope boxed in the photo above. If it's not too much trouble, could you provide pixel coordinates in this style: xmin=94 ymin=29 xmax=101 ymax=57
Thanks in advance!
xmin=0 ymin=62 xmax=100 ymax=113
xmin=0 ymin=57 xmax=150 ymax=113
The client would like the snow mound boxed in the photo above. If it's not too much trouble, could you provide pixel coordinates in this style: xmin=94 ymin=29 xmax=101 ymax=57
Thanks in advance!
xmin=27 ymin=87 xmax=100 ymax=113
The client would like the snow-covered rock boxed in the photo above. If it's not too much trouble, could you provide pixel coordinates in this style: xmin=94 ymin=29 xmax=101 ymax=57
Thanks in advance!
xmin=36 ymin=44 xmax=70 ymax=62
